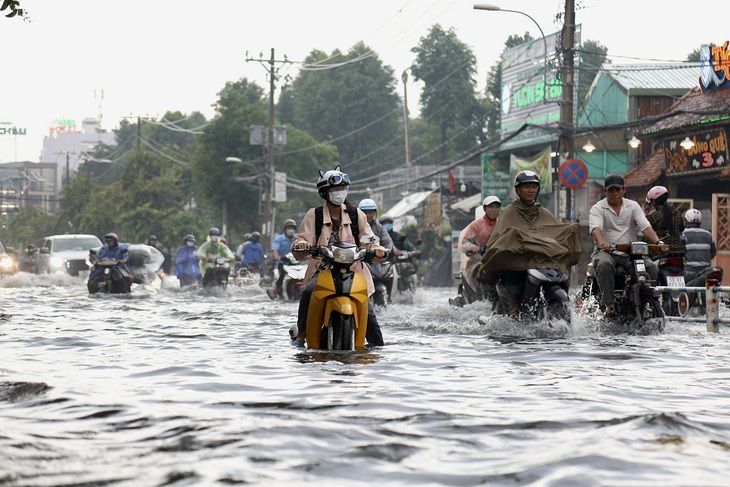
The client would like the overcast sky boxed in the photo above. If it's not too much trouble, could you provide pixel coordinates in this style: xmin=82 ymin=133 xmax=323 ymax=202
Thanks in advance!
xmin=1 ymin=0 xmax=719 ymax=163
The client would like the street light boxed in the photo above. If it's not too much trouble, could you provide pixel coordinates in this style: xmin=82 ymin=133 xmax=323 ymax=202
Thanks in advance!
xmin=224 ymin=156 xmax=263 ymax=240
xmin=473 ymin=4 xmax=549 ymax=91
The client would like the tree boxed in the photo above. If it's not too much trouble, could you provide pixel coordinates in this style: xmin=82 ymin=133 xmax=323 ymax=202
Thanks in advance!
xmin=193 ymin=78 xmax=339 ymax=240
xmin=578 ymin=39 xmax=609 ymax=105
xmin=686 ymin=48 xmax=701 ymax=62
xmin=278 ymin=43 xmax=403 ymax=180
xmin=410 ymin=24 xmax=486 ymax=165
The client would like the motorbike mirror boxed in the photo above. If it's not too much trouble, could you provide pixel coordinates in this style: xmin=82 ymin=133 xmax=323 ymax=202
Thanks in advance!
xmin=360 ymin=235 xmax=379 ymax=245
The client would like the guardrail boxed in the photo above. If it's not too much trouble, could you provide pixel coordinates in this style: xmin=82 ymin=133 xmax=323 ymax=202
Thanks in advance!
xmin=655 ymin=278 xmax=730 ymax=332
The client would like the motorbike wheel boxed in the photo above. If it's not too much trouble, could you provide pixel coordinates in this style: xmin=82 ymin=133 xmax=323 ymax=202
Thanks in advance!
xmin=320 ymin=312 xmax=355 ymax=350
xmin=636 ymin=287 xmax=665 ymax=333
xmin=548 ymin=300 xmax=571 ymax=324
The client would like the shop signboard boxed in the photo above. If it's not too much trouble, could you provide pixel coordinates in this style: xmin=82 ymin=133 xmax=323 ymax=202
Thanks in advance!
xmin=499 ymin=26 xmax=581 ymax=151
xmin=699 ymin=41 xmax=730 ymax=92
xmin=664 ymin=129 xmax=728 ymax=176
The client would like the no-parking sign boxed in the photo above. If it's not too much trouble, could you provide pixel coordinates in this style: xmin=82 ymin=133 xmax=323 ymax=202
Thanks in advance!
xmin=558 ymin=159 xmax=588 ymax=189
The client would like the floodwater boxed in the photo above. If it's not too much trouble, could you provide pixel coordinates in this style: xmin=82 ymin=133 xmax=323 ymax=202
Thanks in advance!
xmin=1 ymin=272 xmax=730 ymax=486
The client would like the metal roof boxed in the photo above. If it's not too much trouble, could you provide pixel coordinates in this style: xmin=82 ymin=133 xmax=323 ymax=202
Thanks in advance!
xmin=596 ymin=63 xmax=700 ymax=95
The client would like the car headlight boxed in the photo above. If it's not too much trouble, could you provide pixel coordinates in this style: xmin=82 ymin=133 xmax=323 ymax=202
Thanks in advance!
xmin=0 ymin=256 xmax=13 ymax=269
xmin=50 ymin=256 xmax=66 ymax=269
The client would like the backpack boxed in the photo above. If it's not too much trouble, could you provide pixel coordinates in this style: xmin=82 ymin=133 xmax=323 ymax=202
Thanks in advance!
xmin=314 ymin=205 xmax=360 ymax=246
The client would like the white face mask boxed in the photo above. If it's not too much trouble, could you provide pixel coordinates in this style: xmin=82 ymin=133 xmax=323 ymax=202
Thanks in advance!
xmin=186 ymin=241 xmax=195 ymax=247
xmin=210 ymin=235 xmax=219 ymax=242
xmin=328 ymin=189 xmax=348 ymax=206
xmin=285 ymin=229 xmax=296 ymax=238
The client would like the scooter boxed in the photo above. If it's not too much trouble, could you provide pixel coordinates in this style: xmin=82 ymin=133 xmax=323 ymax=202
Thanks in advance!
xmin=272 ymin=253 xmax=307 ymax=301
xmin=303 ymin=242 xmax=379 ymax=350
xmin=576 ymin=241 xmax=665 ymax=332
xmin=235 ymin=262 xmax=261 ymax=288
xmin=87 ymin=253 xmax=132 ymax=295
xmin=367 ymin=258 xmax=394 ymax=308
xmin=203 ymin=257 xmax=230 ymax=289
xmin=653 ymin=251 xmax=686 ymax=316
xmin=493 ymin=267 xmax=572 ymax=324
xmin=392 ymin=251 xmax=419 ymax=301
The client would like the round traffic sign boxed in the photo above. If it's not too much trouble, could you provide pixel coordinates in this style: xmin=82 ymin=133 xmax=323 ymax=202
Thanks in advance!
xmin=558 ymin=159 xmax=588 ymax=189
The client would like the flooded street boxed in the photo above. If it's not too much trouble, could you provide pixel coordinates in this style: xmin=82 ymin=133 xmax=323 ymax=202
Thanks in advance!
xmin=2 ymin=273 xmax=730 ymax=486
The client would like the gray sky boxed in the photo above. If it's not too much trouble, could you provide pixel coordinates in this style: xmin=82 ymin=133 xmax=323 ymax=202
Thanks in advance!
xmin=1 ymin=0 xmax=717 ymax=163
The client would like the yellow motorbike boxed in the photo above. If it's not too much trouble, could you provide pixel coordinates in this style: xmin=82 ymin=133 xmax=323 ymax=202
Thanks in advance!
xmin=305 ymin=242 xmax=378 ymax=350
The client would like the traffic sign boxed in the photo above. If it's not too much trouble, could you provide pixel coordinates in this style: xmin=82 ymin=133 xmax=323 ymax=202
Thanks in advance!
xmin=558 ymin=159 xmax=588 ymax=189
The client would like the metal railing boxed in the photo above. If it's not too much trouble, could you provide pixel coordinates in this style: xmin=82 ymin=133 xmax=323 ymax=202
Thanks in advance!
xmin=654 ymin=279 xmax=730 ymax=332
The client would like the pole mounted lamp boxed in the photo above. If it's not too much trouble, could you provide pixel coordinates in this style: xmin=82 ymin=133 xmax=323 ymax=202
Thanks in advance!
xmin=473 ymin=3 xmax=549 ymax=86
xmin=628 ymin=135 xmax=641 ymax=149
xmin=582 ymin=140 xmax=596 ymax=153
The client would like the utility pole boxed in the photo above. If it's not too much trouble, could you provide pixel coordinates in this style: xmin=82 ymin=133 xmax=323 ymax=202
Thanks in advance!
xmin=402 ymin=70 xmax=413 ymax=167
xmin=559 ymin=0 xmax=576 ymax=220
xmin=247 ymin=48 xmax=290 ymax=248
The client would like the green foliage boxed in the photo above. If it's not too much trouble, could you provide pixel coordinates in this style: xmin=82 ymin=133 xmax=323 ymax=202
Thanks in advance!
xmin=193 ymin=77 xmax=340 ymax=242
xmin=578 ymin=39 xmax=609 ymax=104
xmin=686 ymin=48 xmax=701 ymax=62
xmin=0 ymin=207 xmax=55 ymax=248
xmin=278 ymin=43 xmax=403 ymax=179
xmin=410 ymin=24 xmax=485 ymax=164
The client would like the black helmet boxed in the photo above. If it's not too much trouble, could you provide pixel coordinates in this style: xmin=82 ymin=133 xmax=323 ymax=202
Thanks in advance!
xmin=316 ymin=165 xmax=350 ymax=200
xmin=209 ymin=227 xmax=221 ymax=236
xmin=104 ymin=232 xmax=119 ymax=243
xmin=514 ymin=170 xmax=540 ymax=188
xmin=251 ymin=231 xmax=261 ymax=241
xmin=183 ymin=234 xmax=195 ymax=242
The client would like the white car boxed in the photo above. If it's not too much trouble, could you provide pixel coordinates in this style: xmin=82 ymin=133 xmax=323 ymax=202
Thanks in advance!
xmin=37 ymin=234 xmax=103 ymax=276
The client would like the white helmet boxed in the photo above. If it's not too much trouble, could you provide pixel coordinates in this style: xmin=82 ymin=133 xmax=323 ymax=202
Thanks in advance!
xmin=358 ymin=198 xmax=377 ymax=211
xmin=684 ymin=208 xmax=702 ymax=224
xmin=483 ymin=195 xmax=501 ymax=207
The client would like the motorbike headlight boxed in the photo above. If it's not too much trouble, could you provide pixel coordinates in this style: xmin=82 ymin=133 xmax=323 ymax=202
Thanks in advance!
xmin=50 ymin=256 xmax=66 ymax=269
xmin=332 ymin=246 xmax=356 ymax=264
xmin=0 ymin=256 xmax=13 ymax=269
xmin=630 ymin=242 xmax=649 ymax=256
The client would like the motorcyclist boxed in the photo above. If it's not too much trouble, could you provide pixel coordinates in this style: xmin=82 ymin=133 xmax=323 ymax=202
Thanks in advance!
xmin=268 ymin=219 xmax=298 ymax=299
xmin=588 ymin=174 xmax=666 ymax=317
xmin=450 ymin=195 xmax=501 ymax=307
xmin=88 ymin=232 xmax=132 ymax=293
xmin=645 ymin=186 xmax=686 ymax=253
xmin=358 ymin=199 xmax=394 ymax=254
xmin=146 ymin=234 xmax=172 ymax=274
xmin=290 ymin=165 xmax=388 ymax=347
xmin=174 ymin=234 xmax=202 ymax=287
xmin=682 ymin=209 xmax=718 ymax=282
xmin=379 ymin=215 xmax=421 ymax=256
xmin=240 ymin=231 xmax=264 ymax=273
xmin=478 ymin=170 xmax=582 ymax=317
xmin=196 ymin=227 xmax=235 ymax=287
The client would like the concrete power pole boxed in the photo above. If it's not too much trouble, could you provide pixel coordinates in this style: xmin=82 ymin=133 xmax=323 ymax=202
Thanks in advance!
xmin=559 ymin=0 xmax=576 ymax=220
xmin=246 ymin=49 xmax=291 ymax=247
xmin=264 ymin=48 xmax=277 ymax=248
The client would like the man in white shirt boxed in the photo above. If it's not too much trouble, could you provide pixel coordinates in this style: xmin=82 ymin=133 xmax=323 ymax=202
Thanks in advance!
xmin=588 ymin=174 xmax=665 ymax=315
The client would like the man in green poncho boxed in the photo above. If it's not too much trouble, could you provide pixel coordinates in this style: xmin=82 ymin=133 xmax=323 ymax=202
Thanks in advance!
xmin=478 ymin=170 xmax=582 ymax=316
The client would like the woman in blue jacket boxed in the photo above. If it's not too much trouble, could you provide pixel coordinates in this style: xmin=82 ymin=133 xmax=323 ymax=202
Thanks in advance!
xmin=174 ymin=234 xmax=202 ymax=287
